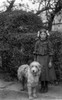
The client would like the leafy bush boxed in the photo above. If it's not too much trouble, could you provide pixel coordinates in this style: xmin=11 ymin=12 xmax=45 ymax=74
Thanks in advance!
xmin=0 ymin=10 xmax=42 ymax=33
xmin=49 ymin=31 xmax=62 ymax=64
xmin=1 ymin=33 xmax=37 ymax=78
xmin=0 ymin=10 xmax=42 ymax=79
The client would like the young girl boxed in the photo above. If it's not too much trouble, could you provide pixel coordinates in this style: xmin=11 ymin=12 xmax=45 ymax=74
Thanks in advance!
xmin=33 ymin=29 xmax=56 ymax=93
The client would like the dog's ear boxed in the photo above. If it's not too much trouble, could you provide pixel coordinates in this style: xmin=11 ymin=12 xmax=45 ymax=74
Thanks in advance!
xmin=36 ymin=62 xmax=42 ymax=68
xmin=38 ymin=63 xmax=43 ymax=73
xmin=39 ymin=64 xmax=43 ymax=69
xmin=36 ymin=63 xmax=42 ymax=75
xmin=29 ymin=63 xmax=33 ymax=69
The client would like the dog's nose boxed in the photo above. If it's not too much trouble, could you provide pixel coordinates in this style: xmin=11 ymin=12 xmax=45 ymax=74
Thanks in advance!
xmin=33 ymin=70 xmax=35 ymax=72
xmin=33 ymin=70 xmax=36 ymax=73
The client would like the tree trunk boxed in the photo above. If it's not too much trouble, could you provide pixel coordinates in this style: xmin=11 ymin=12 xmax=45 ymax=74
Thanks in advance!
xmin=48 ymin=13 xmax=55 ymax=31
xmin=48 ymin=1 xmax=62 ymax=31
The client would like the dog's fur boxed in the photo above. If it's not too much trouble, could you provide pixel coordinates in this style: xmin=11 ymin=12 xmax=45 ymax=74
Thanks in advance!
xmin=17 ymin=61 xmax=42 ymax=99
xmin=17 ymin=64 xmax=28 ymax=90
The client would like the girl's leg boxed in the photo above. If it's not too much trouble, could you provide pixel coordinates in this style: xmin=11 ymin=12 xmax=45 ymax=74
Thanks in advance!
xmin=44 ymin=81 xmax=48 ymax=92
xmin=40 ymin=81 xmax=45 ymax=93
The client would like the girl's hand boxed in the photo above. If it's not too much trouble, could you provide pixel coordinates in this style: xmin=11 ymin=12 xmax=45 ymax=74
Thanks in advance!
xmin=49 ymin=61 xmax=52 ymax=68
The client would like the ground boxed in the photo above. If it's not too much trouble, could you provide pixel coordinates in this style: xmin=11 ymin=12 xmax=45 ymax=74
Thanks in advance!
xmin=0 ymin=69 xmax=62 ymax=100
xmin=0 ymin=79 xmax=62 ymax=100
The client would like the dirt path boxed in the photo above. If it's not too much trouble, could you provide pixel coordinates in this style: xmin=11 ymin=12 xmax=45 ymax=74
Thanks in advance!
xmin=0 ymin=88 xmax=62 ymax=100
xmin=0 ymin=79 xmax=62 ymax=100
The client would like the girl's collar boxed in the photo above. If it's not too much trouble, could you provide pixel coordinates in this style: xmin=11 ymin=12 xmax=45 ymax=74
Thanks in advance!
xmin=39 ymin=38 xmax=47 ymax=42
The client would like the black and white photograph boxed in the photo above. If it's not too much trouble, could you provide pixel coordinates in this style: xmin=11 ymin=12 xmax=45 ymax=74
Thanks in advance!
xmin=0 ymin=0 xmax=62 ymax=100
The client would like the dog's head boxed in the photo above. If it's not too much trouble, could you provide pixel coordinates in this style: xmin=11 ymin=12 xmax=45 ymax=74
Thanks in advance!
xmin=30 ymin=61 xmax=42 ymax=76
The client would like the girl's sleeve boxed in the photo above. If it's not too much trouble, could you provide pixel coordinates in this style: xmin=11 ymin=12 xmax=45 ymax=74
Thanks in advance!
xmin=48 ymin=40 xmax=54 ymax=56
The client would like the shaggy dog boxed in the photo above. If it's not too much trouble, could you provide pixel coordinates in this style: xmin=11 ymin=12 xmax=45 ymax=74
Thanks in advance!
xmin=17 ymin=61 xmax=42 ymax=100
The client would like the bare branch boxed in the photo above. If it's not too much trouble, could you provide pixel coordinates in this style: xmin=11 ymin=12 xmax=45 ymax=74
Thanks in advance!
xmin=36 ymin=6 xmax=54 ymax=15
xmin=38 ymin=0 xmax=43 ymax=10
xmin=7 ymin=0 xmax=11 ymax=4
xmin=6 ymin=0 xmax=15 ymax=12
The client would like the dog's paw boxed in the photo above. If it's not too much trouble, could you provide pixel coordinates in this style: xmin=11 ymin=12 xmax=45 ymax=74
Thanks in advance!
xmin=29 ymin=96 xmax=33 ymax=100
xmin=33 ymin=94 xmax=37 ymax=98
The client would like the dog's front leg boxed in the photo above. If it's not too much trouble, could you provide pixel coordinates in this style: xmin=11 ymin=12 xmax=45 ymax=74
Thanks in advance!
xmin=20 ymin=76 xmax=25 ymax=91
xmin=28 ymin=85 xmax=33 ymax=100
xmin=33 ymin=87 xmax=37 ymax=98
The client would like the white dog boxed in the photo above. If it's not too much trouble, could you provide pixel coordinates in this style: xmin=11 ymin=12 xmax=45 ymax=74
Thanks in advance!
xmin=17 ymin=61 xmax=42 ymax=100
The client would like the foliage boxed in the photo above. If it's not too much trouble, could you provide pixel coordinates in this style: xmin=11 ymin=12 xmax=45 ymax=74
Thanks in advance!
xmin=0 ymin=10 xmax=42 ymax=34
xmin=0 ymin=10 xmax=42 ymax=78
xmin=49 ymin=31 xmax=62 ymax=68
xmin=1 ymin=33 xmax=37 ymax=78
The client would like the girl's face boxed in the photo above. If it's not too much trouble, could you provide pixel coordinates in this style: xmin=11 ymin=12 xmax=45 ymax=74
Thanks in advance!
xmin=40 ymin=31 xmax=47 ymax=40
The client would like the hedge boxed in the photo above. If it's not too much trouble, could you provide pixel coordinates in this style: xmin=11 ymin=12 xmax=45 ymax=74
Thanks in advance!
xmin=1 ymin=31 xmax=62 ymax=79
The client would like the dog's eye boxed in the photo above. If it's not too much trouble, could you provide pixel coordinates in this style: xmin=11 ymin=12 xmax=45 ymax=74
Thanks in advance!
xmin=35 ymin=66 xmax=37 ymax=68
xmin=31 ymin=66 xmax=33 ymax=68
